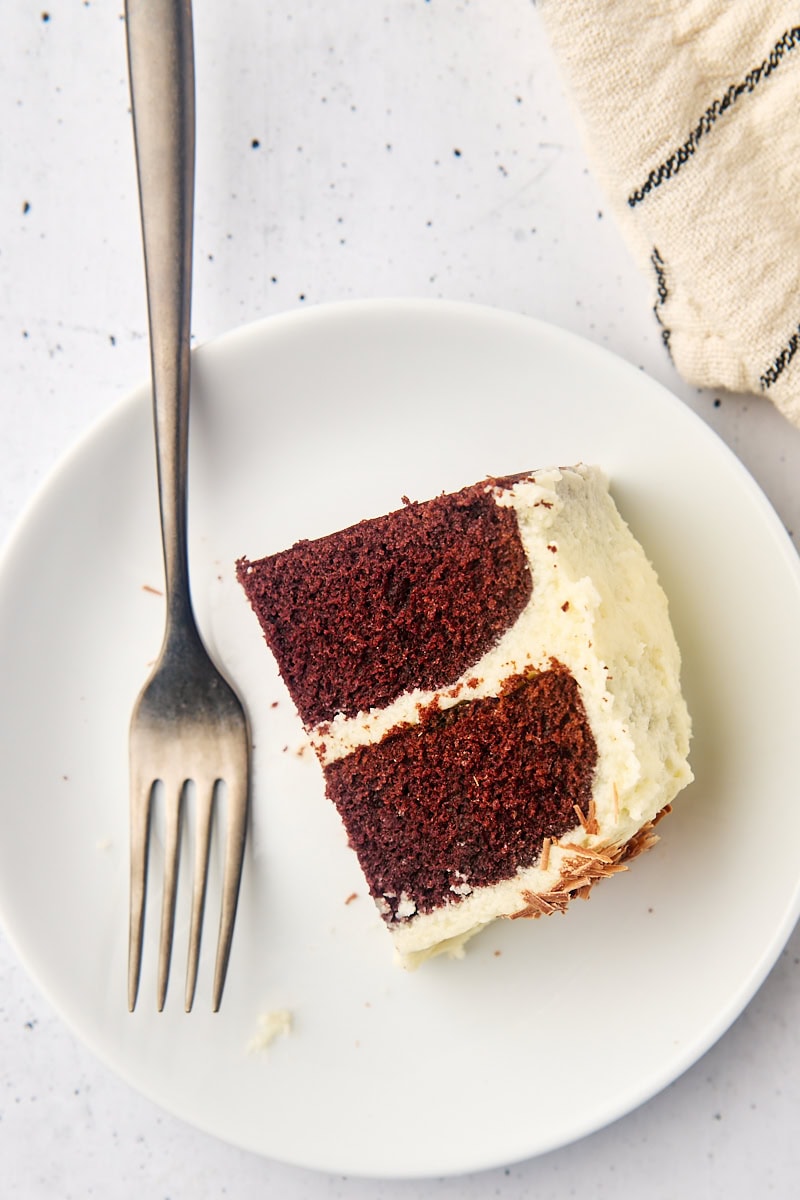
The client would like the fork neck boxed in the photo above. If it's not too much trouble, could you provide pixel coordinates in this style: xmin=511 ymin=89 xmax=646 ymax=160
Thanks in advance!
xmin=125 ymin=0 xmax=197 ymax=640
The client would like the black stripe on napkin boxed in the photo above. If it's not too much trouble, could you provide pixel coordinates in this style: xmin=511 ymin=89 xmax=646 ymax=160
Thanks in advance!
xmin=627 ymin=26 xmax=800 ymax=209
xmin=760 ymin=321 xmax=800 ymax=391
xmin=650 ymin=247 xmax=672 ymax=357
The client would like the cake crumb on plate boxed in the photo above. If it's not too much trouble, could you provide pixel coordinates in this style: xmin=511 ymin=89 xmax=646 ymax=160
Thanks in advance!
xmin=247 ymin=1009 xmax=293 ymax=1055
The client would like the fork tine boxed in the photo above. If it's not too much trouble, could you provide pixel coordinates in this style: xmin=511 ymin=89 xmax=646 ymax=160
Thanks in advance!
xmin=184 ymin=781 xmax=214 ymax=1013
xmin=157 ymin=782 xmax=185 ymax=1011
xmin=128 ymin=775 xmax=153 ymax=1012
xmin=212 ymin=774 xmax=248 ymax=1012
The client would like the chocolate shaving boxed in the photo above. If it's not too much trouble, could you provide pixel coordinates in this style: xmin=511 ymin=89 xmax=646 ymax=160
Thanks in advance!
xmin=557 ymin=842 xmax=615 ymax=863
xmin=540 ymin=836 xmax=551 ymax=872
xmin=510 ymin=887 xmax=575 ymax=919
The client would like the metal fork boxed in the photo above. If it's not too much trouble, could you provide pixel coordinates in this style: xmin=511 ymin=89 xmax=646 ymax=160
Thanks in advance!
xmin=125 ymin=0 xmax=249 ymax=1012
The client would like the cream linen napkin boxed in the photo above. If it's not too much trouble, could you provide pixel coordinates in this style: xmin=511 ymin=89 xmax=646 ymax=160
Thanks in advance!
xmin=537 ymin=1 xmax=800 ymax=426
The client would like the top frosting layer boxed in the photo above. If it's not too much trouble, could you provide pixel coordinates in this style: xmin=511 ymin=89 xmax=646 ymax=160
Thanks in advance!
xmin=236 ymin=477 xmax=532 ymax=726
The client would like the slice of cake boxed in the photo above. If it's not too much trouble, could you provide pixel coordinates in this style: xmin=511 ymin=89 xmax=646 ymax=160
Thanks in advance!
xmin=237 ymin=465 xmax=692 ymax=968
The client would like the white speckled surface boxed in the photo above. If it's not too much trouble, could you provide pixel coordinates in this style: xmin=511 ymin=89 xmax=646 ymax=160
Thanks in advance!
xmin=3 ymin=3 xmax=800 ymax=1195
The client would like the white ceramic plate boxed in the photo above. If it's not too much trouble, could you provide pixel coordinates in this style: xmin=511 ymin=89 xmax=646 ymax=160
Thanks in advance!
xmin=2 ymin=300 xmax=800 ymax=1178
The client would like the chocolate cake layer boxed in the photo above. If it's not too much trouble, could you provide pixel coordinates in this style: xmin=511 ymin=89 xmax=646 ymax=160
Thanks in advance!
xmin=324 ymin=665 xmax=597 ymax=919
xmin=237 ymin=481 xmax=532 ymax=726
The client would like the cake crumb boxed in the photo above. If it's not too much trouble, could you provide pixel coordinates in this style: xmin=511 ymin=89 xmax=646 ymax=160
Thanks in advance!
xmin=247 ymin=1009 xmax=292 ymax=1054
xmin=141 ymin=583 xmax=163 ymax=596
xmin=344 ymin=892 xmax=358 ymax=905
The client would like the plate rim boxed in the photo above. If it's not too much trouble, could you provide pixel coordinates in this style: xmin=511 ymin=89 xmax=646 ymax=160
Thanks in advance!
xmin=2 ymin=297 xmax=800 ymax=1177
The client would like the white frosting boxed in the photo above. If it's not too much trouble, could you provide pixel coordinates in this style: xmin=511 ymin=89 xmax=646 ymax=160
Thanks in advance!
xmin=246 ymin=1009 xmax=293 ymax=1054
xmin=313 ymin=466 xmax=693 ymax=967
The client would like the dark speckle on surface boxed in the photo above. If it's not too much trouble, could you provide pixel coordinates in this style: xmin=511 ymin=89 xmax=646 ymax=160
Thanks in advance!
xmin=22 ymin=201 xmax=31 ymax=214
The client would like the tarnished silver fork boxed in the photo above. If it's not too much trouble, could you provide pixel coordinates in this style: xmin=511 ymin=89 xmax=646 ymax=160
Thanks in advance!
xmin=125 ymin=0 xmax=249 ymax=1012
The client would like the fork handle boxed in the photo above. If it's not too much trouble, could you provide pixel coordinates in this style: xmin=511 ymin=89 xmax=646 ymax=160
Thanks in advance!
xmin=126 ymin=0 xmax=196 ymax=638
